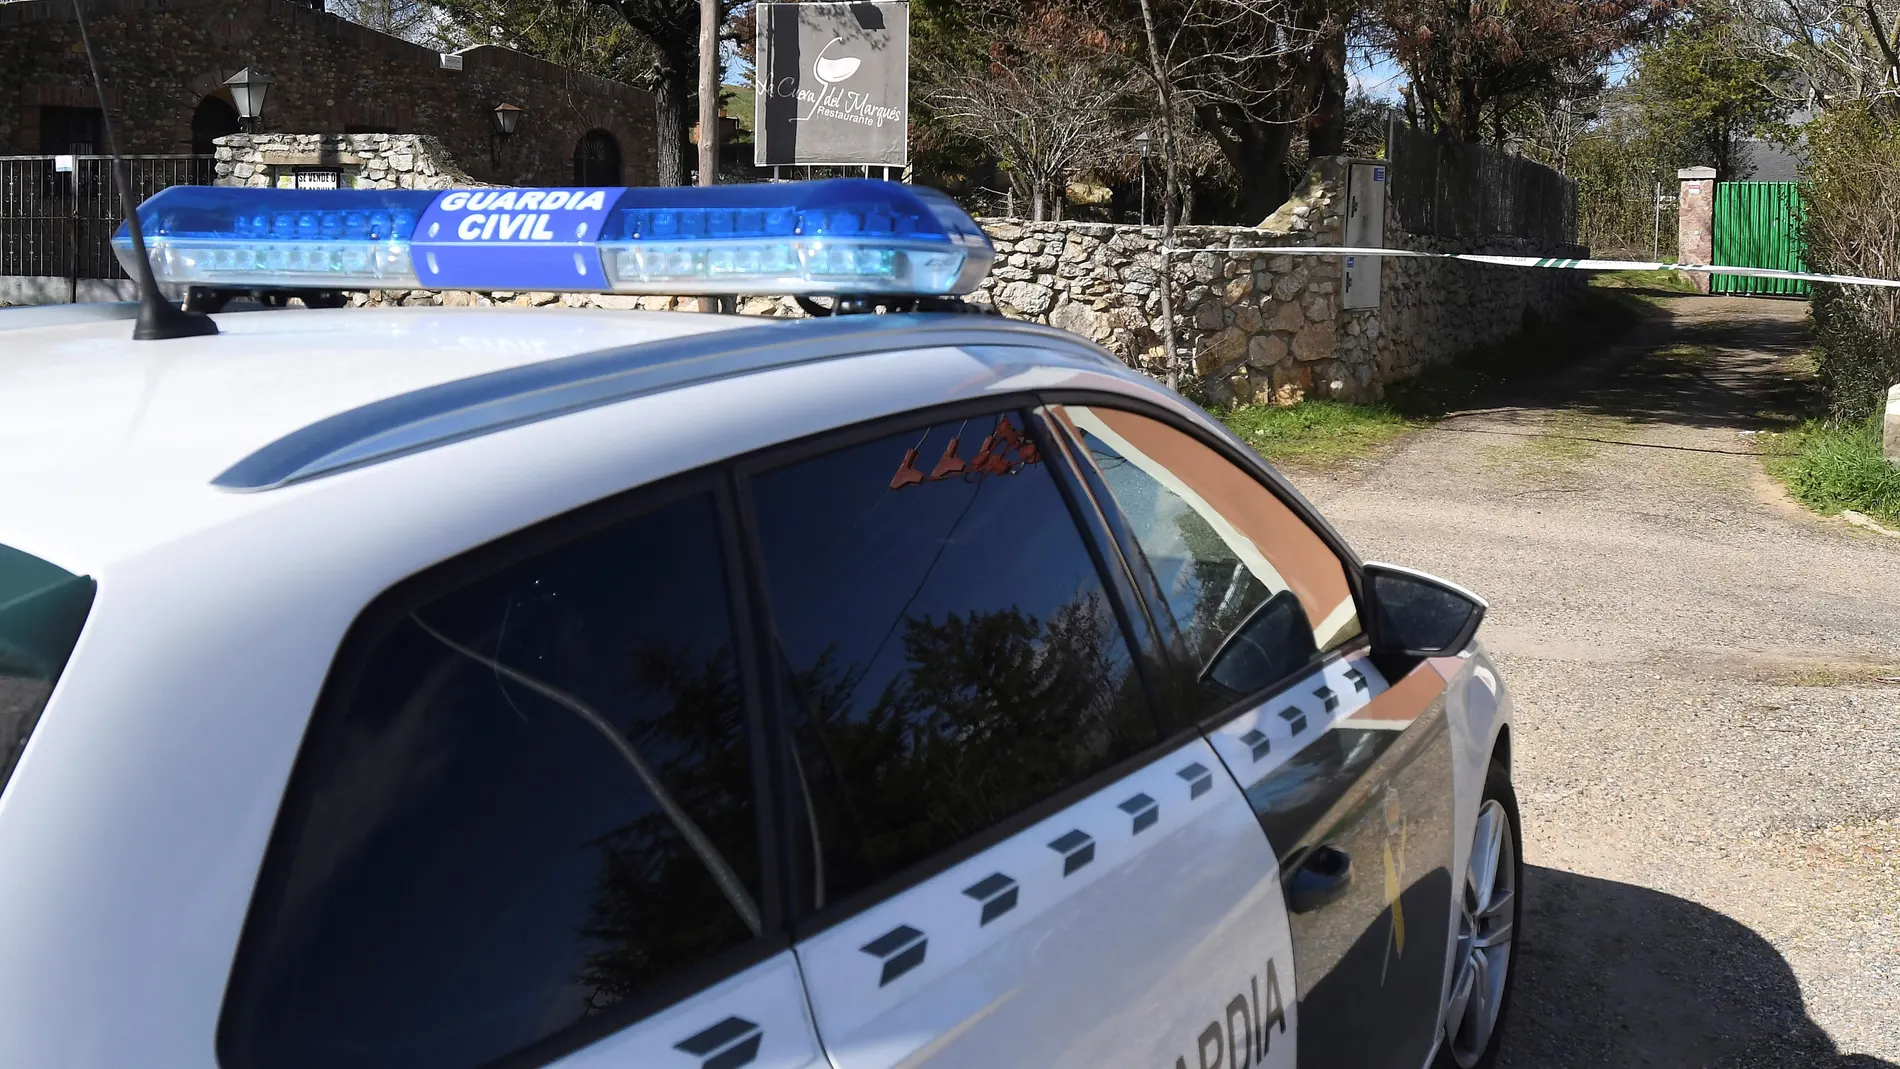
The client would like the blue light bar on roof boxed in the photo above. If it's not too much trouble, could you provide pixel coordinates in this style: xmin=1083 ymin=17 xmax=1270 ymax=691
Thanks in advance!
xmin=112 ymin=180 xmax=994 ymax=298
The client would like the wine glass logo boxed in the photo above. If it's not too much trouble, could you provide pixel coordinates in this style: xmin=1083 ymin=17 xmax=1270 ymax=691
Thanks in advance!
xmin=812 ymin=36 xmax=861 ymax=84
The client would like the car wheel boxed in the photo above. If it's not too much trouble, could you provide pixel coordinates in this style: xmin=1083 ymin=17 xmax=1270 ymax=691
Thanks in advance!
xmin=1439 ymin=761 xmax=1522 ymax=1069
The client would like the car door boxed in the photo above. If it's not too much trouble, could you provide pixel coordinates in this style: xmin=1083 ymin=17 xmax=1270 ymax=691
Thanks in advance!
xmin=217 ymin=476 xmax=828 ymax=1069
xmin=738 ymin=402 xmax=1298 ymax=1069
xmin=1045 ymin=402 xmax=1457 ymax=1069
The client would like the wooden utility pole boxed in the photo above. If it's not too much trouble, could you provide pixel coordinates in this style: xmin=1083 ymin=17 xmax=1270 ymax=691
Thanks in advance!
xmin=698 ymin=0 xmax=720 ymax=311
xmin=698 ymin=0 xmax=719 ymax=187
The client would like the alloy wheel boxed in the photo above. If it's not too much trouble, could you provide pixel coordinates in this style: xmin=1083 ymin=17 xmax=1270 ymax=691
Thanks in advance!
xmin=1445 ymin=798 xmax=1517 ymax=1067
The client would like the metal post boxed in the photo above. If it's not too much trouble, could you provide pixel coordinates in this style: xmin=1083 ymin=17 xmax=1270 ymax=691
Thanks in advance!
xmin=1653 ymin=180 xmax=1662 ymax=262
xmin=1139 ymin=162 xmax=1147 ymax=227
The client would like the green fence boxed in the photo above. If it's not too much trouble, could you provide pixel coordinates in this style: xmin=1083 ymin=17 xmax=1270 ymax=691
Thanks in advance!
xmin=1712 ymin=181 xmax=1809 ymax=296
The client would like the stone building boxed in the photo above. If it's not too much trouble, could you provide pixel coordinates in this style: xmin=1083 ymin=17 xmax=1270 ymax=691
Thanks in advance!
xmin=0 ymin=0 xmax=656 ymax=187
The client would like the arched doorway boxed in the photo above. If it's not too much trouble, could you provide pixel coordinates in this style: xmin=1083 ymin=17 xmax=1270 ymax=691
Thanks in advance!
xmin=191 ymin=95 xmax=241 ymax=154
xmin=573 ymin=130 xmax=621 ymax=186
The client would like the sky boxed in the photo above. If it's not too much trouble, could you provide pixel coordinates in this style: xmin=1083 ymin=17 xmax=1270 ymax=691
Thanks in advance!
xmin=1348 ymin=54 xmax=1407 ymax=101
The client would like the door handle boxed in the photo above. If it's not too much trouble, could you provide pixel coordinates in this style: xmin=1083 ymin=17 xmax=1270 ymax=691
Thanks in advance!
xmin=1288 ymin=845 xmax=1352 ymax=913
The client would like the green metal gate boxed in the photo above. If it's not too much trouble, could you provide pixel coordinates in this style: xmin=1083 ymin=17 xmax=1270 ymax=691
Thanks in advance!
xmin=1711 ymin=181 xmax=1809 ymax=296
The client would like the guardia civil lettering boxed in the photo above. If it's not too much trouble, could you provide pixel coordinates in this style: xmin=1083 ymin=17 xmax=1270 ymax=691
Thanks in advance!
xmin=436 ymin=189 xmax=610 ymax=243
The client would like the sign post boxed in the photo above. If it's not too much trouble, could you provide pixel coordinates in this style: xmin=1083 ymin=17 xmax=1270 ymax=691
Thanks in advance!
xmin=755 ymin=1 xmax=909 ymax=170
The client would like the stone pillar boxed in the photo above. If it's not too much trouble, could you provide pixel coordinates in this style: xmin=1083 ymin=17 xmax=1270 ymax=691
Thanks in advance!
xmin=1677 ymin=166 xmax=1717 ymax=294
xmin=1885 ymin=384 xmax=1900 ymax=467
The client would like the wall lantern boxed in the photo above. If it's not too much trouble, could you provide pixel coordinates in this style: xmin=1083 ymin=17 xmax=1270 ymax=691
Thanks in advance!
xmin=492 ymin=103 xmax=523 ymax=138
xmin=490 ymin=103 xmax=523 ymax=168
xmin=224 ymin=68 xmax=273 ymax=133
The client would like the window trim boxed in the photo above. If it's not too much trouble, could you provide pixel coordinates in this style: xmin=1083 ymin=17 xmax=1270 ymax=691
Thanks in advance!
xmin=217 ymin=468 xmax=788 ymax=1069
xmin=1032 ymin=390 xmax=1374 ymax=730
xmin=726 ymin=393 xmax=1186 ymax=941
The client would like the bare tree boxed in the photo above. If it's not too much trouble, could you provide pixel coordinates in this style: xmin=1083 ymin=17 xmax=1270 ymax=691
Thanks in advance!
xmin=1129 ymin=0 xmax=1330 ymax=224
xmin=922 ymin=3 xmax=1135 ymax=221
xmin=1732 ymin=0 xmax=1900 ymax=113
xmin=329 ymin=0 xmax=446 ymax=44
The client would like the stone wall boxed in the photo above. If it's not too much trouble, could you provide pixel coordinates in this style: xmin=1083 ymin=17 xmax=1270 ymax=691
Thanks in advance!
xmin=966 ymin=158 xmax=1587 ymax=404
xmin=1 ymin=0 xmax=654 ymax=187
xmin=337 ymin=156 xmax=1587 ymax=405
xmin=212 ymin=133 xmax=484 ymax=191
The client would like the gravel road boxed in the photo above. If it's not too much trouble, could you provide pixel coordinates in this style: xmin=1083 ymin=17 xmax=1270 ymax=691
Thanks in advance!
xmin=1293 ymin=294 xmax=1900 ymax=1067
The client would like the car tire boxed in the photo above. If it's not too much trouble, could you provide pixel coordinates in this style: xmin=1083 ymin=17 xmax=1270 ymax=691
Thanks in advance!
xmin=1435 ymin=759 xmax=1523 ymax=1069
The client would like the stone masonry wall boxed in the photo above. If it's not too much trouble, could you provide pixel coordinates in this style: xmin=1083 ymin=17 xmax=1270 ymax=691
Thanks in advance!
xmin=965 ymin=157 xmax=1587 ymax=404
xmin=1 ymin=0 xmax=655 ymax=187
xmin=335 ymin=155 xmax=1587 ymax=404
xmin=213 ymin=133 xmax=485 ymax=190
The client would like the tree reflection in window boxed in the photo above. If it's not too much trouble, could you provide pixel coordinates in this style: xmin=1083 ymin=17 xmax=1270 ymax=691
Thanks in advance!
xmin=751 ymin=414 xmax=1156 ymax=904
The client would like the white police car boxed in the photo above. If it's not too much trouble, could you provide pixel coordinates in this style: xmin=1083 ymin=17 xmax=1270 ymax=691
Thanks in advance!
xmin=0 ymin=181 xmax=1519 ymax=1069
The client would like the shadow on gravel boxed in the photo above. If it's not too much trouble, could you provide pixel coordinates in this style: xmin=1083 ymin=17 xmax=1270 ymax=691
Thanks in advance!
xmin=1542 ymin=299 xmax=1819 ymax=434
xmin=1499 ymin=865 xmax=1894 ymax=1069
xmin=1434 ymin=298 xmax=1819 ymax=438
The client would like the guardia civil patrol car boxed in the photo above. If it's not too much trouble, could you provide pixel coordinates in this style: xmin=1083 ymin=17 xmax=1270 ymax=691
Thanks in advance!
xmin=0 ymin=180 xmax=1520 ymax=1069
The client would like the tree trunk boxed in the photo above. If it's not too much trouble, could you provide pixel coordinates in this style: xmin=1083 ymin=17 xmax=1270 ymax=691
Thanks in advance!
xmin=1136 ymin=0 xmax=1183 ymax=386
xmin=1031 ymin=181 xmax=1046 ymax=222
xmin=1306 ymin=26 xmax=1347 ymax=158
xmin=1455 ymin=79 xmax=1483 ymax=142
xmin=1204 ymin=101 xmax=1297 ymax=224
xmin=653 ymin=63 xmax=691 ymax=185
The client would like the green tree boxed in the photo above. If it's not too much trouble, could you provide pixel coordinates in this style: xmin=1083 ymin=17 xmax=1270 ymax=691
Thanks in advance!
xmin=1375 ymin=0 xmax=1677 ymax=142
xmin=1630 ymin=5 xmax=1796 ymax=181
xmin=1802 ymin=110 xmax=1900 ymax=415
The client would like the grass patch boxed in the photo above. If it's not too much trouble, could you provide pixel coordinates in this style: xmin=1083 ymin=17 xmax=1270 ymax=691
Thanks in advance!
xmin=1217 ymin=399 xmax=1417 ymax=466
xmin=1589 ymin=269 xmax=1700 ymax=301
xmin=1762 ymin=411 xmax=1900 ymax=525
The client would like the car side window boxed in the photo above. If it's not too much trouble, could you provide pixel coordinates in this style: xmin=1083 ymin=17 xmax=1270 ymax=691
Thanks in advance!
xmin=1050 ymin=404 xmax=1361 ymax=717
xmin=748 ymin=410 xmax=1154 ymax=909
xmin=221 ymin=490 xmax=764 ymax=1069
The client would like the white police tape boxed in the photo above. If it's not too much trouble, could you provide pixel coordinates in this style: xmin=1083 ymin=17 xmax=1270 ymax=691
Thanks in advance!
xmin=1163 ymin=245 xmax=1900 ymax=290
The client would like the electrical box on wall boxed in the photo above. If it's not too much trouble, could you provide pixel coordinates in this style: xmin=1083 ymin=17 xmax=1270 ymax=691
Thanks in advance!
xmin=1343 ymin=163 xmax=1385 ymax=311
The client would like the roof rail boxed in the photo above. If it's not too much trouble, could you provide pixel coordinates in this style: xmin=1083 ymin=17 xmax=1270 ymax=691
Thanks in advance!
xmin=213 ymin=314 xmax=1111 ymax=492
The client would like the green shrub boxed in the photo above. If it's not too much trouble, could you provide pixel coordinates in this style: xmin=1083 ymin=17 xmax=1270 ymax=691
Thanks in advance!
xmin=1802 ymin=111 xmax=1900 ymax=419
xmin=1770 ymin=412 xmax=1900 ymax=524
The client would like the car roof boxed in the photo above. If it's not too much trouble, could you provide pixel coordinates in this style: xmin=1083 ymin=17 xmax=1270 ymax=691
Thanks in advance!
xmin=0 ymin=304 xmax=1128 ymax=574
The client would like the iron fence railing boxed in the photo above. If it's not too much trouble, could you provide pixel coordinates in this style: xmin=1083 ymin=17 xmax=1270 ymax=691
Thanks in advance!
xmin=1385 ymin=122 xmax=1578 ymax=247
xmin=0 ymin=154 xmax=216 ymax=282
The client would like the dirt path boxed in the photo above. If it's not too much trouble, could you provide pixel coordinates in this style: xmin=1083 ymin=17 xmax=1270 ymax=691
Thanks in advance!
xmin=1294 ymin=295 xmax=1900 ymax=1067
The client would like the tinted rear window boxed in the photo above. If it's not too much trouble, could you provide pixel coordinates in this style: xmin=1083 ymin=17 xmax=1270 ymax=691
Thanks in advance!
xmin=221 ymin=491 xmax=763 ymax=1069
xmin=0 ymin=544 xmax=95 ymax=798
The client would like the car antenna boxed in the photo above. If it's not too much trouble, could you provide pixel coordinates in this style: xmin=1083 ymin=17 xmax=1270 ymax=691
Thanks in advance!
xmin=70 ymin=0 xmax=217 ymax=340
